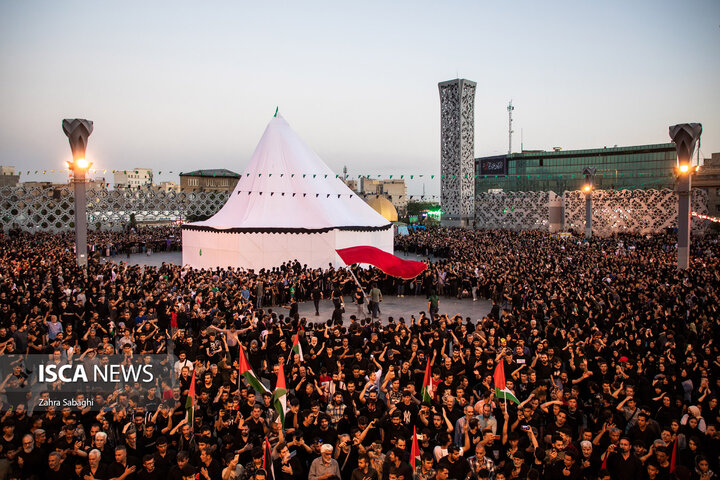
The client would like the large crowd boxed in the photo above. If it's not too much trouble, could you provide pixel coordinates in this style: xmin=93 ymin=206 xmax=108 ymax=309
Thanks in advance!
xmin=0 ymin=226 xmax=718 ymax=480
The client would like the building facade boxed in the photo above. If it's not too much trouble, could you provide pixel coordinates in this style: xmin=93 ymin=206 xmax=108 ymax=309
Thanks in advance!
xmin=179 ymin=169 xmax=240 ymax=192
xmin=695 ymin=152 xmax=720 ymax=217
xmin=474 ymin=144 xmax=678 ymax=194
xmin=114 ymin=168 xmax=153 ymax=189
xmin=0 ymin=166 xmax=20 ymax=187
xmin=439 ymin=79 xmax=476 ymax=227
xmin=154 ymin=181 xmax=182 ymax=193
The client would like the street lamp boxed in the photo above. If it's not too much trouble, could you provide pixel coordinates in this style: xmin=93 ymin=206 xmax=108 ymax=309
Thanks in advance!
xmin=62 ymin=119 xmax=94 ymax=268
xmin=582 ymin=167 xmax=596 ymax=239
xmin=669 ymin=123 xmax=702 ymax=270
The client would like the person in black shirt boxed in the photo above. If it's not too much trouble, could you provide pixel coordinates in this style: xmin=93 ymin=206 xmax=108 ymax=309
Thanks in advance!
xmin=437 ymin=445 xmax=471 ymax=480
xmin=81 ymin=449 xmax=109 ymax=480
xmin=197 ymin=447 xmax=222 ymax=480
xmin=152 ymin=437 xmax=176 ymax=477
xmin=137 ymin=454 xmax=162 ymax=480
xmin=604 ymin=438 xmax=643 ymax=480
xmin=167 ymin=452 xmax=191 ymax=480
xmin=273 ymin=441 xmax=306 ymax=480
xmin=16 ymin=433 xmax=44 ymax=480
xmin=44 ymin=451 xmax=73 ymax=480
xmin=312 ymin=286 xmax=322 ymax=316
xmin=106 ymin=445 xmax=138 ymax=480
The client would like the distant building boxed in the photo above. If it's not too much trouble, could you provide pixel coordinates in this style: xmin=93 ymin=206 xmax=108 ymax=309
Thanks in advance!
xmin=154 ymin=181 xmax=181 ymax=193
xmin=342 ymin=178 xmax=358 ymax=191
xmin=114 ymin=168 xmax=153 ymax=189
xmin=179 ymin=169 xmax=240 ymax=192
xmin=357 ymin=178 xmax=408 ymax=216
xmin=475 ymin=143 xmax=677 ymax=193
xmin=20 ymin=178 xmax=106 ymax=196
xmin=21 ymin=181 xmax=55 ymax=190
xmin=87 ymin=178 xmax=108 ymax=191
xmin=696 ymin=152 xmax=720 ymax=217
xmin=0 ymin=166 xmax=20 ymax=187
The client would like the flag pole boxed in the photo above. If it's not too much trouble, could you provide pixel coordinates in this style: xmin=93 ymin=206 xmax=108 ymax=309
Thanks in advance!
xmin=347 ymin=264 xmax=373 ymax=324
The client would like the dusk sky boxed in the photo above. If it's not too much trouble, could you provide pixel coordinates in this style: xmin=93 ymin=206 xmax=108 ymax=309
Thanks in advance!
xmin=1 ymin=0 xmax=718 ymax=197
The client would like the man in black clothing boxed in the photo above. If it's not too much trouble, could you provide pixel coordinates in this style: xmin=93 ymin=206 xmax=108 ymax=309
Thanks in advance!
xmin=81 ymin=449 xmax=109 ymax=480
xmin=312 ymin=286 xmax=322 ymax=316
xmin=152 ymin=436 xmax=177 ymax=477
xmin=437 ymin=445 xmax=470 ymax=480
xmin=273 ymin=441 xmax=305 ymax=480
xmin=547 ymin=450 xmax=581 ymax=480
xmin=605 ymin=438 xmax=643 ymax=480
xmin=107 ymin=445 xmax=138 ymax=480
xmin=44 ymin=451 xmax=73 ymax=480
xmin=351 ymin=453 xmax=379 ymax=480
xmin=379 ymin=410 xmax=409 ymax=451
xmin=137 ymin=454 xmax=162 ymax=480
xmin=198 ymin=447 xmax=222 ymax=480
xmin=16 ymin=434 xmax=44 ymax=480
xmin=381 ymin=448 xmax=413 ymax=480
xmin=167 ymin=451 xmax=191 ymax=480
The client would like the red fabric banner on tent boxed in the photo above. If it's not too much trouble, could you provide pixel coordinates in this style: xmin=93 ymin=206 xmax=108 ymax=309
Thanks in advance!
xmin=336 ymin=246 xmax=427 ymax=279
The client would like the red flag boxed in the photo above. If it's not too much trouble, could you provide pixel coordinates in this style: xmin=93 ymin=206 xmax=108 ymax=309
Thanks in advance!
xmin=263 ymin=437 xmax=275 ymax=479
xmin=420 ymin=359 xmax=433 ymax=402
xmin=669 ymin=438 xmax=677 ymax=473
xmin=263 ymin=437 xmax=268 ymax=469
xmin=185 ymin=373 xmax=195 ymax=428
xmin=494 ymin=361 xmax=519 ymax=404
xmin=411 ymin=426 xmax=420 ymax=470
xmin=238 ymin=345 xmax=270 ymax=394
xmin=336 ymin=246 xmax=427 ymax=279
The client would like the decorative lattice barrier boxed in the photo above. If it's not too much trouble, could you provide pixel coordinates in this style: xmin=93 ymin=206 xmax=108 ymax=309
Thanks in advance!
xmin=0 ymin=185 xmax=709 ymax=236
xmin=563 ymin=189 xmax=708 ymax=236
xmin=474 ymin=191 xmax=560 ymax=231
xmin=0 ymin=186 xmax=229 ymax=233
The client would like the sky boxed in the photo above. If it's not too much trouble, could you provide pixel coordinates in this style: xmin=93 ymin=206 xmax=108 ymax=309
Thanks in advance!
xmin=1 ymin=0 xmax=719 ymax=198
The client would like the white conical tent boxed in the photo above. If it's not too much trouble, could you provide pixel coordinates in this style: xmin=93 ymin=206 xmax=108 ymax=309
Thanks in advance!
xmin=182 ymin=115 xmax=394 ymax=270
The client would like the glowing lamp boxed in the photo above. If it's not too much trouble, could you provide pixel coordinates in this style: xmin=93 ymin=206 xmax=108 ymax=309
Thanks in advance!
xmin=679 ymin=164 xmax=689 ymax=173
xmin=75 ymin=158 xmax=90 ymax=170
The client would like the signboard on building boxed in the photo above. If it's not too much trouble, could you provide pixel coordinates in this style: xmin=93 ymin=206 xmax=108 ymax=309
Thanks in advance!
xmin=480 ymin=156 xmax=507 ymax=176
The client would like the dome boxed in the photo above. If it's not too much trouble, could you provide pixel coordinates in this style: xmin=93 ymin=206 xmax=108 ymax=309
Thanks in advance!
xmin=366 ymin=196 xmax=398 ymax=222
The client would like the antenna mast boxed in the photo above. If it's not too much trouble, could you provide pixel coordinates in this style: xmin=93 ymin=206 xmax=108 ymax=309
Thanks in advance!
xmin=507 ymin=100 xmax=515 ymax=155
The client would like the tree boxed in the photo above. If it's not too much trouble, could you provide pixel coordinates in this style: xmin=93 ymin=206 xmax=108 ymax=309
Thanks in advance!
xmin=406 ymin=201 xmax=440 ymax=217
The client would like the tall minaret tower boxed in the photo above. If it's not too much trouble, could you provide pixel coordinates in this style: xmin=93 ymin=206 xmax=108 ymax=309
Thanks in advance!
xmin=438 ymin=79 xmax=476 ymax=227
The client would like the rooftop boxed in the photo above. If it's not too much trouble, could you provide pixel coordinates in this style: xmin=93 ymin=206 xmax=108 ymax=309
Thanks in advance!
xmin=477 ymin=143 xmax=676 ymax=161
xmin=180 ymin=169 xmax=241 ymax=178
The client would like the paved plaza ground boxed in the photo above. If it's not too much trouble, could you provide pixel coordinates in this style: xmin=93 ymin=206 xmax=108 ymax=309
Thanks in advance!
xmin=104 ymin=251 xmax=494 ymax=322
xmin=296 ymin=294 xmax=494 ymax=324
